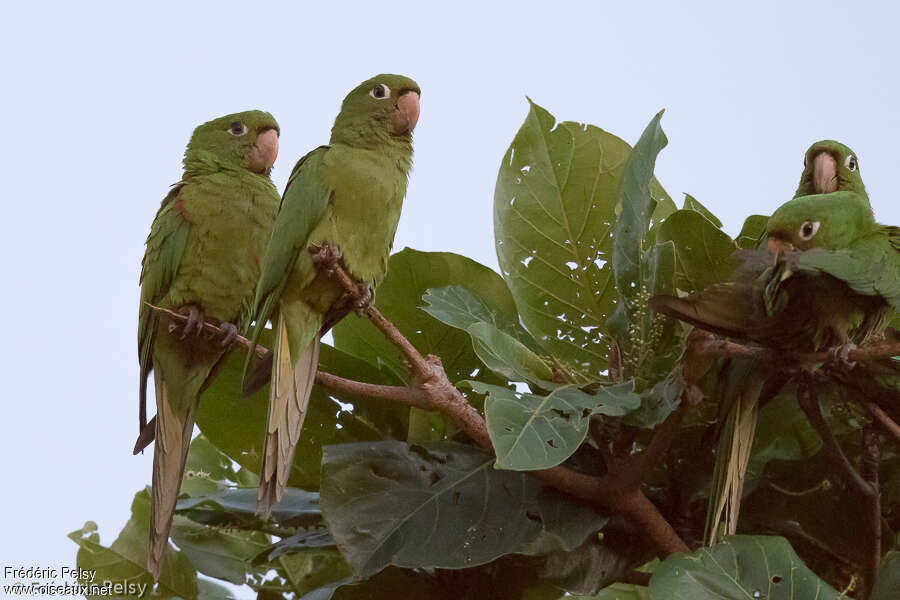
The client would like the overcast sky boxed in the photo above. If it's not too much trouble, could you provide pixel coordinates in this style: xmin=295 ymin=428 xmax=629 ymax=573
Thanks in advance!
xmin=3 ymin=0 xmax=898 ymax=596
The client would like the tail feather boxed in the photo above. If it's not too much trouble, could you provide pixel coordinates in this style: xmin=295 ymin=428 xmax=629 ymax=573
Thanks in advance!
xmin=147 ymin=375 xmax=196 ymax=581
xmin=257 ymin=315 xmax=319 ymax=514
xmin=705 ymin=362 xmax=764 ymax=544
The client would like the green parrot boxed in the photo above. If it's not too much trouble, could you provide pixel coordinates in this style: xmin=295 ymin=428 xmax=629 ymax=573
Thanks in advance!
xmin=651 ymin=141 xmax=880 ymax=542
xmin=136 ymin=111 xmax=281 ymax=579
xmin=244 ymin=74 xmax=420 ymax=513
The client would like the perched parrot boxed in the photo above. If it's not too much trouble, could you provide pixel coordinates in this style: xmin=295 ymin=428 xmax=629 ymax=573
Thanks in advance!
xmin=651 ymin=141 xmax=881 ymax=542
xmin=244 ymin=74 xmax=420 ymax=513
xmin=136 ymin=111 xmax=281 ymax=579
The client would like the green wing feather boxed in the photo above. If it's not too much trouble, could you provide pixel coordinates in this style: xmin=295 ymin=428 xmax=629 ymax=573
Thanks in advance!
xmin=789 ymin=227 xmax=900 ymax=312
xmin=242 ymin=146 xmax=331 ymax=387
xmin=137 ymin=185 xmax=191 ymax=433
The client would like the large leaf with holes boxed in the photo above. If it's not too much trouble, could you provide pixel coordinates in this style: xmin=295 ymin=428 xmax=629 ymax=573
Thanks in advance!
xmin=333 ymin=248 xmax=519 ymax=384
xmin=648 ymin=535 xmax=842 ymax=599
xmin=494 ymin=100 xmax=671 ymax=383
xmin=470 ymin=381 xmax=639 ymax=470
xmin=196 ymin=340 xmax=407 ymax=491
xmin=320 ymin=441 xmax=608 ymax=577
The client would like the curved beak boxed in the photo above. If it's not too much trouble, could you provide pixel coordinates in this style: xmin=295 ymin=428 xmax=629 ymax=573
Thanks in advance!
xmin=391 ymin=91 xmax=420 ymax=135
xmin=812 ymin=151 xmax=838 ymax=194
xmin=249 ymin=127 xmax=279 ymax=173
xmin=767 ymin=236 xmax=794 ymax=256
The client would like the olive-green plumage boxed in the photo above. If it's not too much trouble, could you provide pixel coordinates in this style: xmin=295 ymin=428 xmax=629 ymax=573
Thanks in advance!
xmin=137 ymin=111 xmax=281 ymax=579
xmin=651 ymin=141 xmax=889 ymax=542
xmin=245 ymin=74 xmax=420 ymax=513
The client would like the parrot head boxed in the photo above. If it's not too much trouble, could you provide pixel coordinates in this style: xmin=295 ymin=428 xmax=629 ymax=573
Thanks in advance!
xmin=185 ymin=110 xmax=280 ymax=175
xmin=765 ymin=191 xmax=875 ymax=253
xmin=794 ymin=140 xmax=865 ymax=198
xmin=330 ymin=74 xmax=421 ymax=146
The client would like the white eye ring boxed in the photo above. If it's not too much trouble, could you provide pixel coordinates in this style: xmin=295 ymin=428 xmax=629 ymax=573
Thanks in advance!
xmin=799 ymin=220 xmax=820 ymax=241
xmin=844 ymin=155 xmax=857 ymax=171
xmin=227 ymin=121 xmax=248 ymax=136
xmin=370 ymin=83 xmax=391 ymax=100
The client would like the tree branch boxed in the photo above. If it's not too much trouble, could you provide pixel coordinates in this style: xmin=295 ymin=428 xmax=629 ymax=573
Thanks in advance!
xmin=860 ymin=425 xmax=881 ymax=600
xmin=690 ymin=329 xmax=900 ymax=364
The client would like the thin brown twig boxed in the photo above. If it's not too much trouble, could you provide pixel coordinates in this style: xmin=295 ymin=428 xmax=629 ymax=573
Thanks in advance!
xmin=797 ymin=380 xmax=873 ymax=498
xmin=860 ymin=425 xmax=881 ymax=600
xmin=859 ymin=400 xmax=900 ymax=444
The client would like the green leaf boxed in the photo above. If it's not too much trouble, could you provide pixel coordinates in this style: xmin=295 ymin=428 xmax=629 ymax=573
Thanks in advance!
xmin=196 ymin=339 xmax=407 ymax=490
xmin=68 ymin=489 xmax=197 ymax=600
xmin=622 ymin=372 xmax=684 ymax=429
xmin=872 ymin=551 xmax=900 ymax=600
xmin=648 ymin=535 xmax=843 ymax=599
xmin=494 ymin=100 xmax=670 ymax=382
xmin=176 ymin=487 xmax=322 ymax=529
xmin=467 ymin=322 xmax=555 ymax=384
xmin=682 ymin=194 xmax=723 ymax=229
xmin=170 ymin=516 xmax=268 ymax=585
xmin=422 ymin=285 xmax=540 ymax=352
xmin=275 ymin=547 xmax=353 ymax=599
xmin=320 ymin=441 xmax=607 ymax=578
xmin=470 ymin=381 xmax=639 ymax=470
xmin=573 ymin=583 xmax=649 ymax=599
xmin=422 ymin=285 xmax=554 ymax=384
xmin=612 ymin=110 xmax=667 ymax=306
xmin=334 ymin=248 xmax=519 ymax=384
xmin=655 ymin=210 xmax=739 ymax=293
xmin=736 ymin=215 xmax=769 ymax=249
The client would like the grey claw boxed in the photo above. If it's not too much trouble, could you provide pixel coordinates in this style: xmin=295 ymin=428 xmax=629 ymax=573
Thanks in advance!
xmin=354 ymin=283 xmax=373 ymax=315
xmin=218 ymin=322 xmax=238 ymax=348
xmin=179 ymin=305 xmax=204 ymax=339
xmin=828 ymin=342 xmax=857 ymax=369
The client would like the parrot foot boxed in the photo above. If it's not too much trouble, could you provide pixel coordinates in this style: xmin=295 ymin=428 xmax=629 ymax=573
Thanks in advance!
xmin=353 ymin=282 xmax=373 ymax=315
xmin=217 ymin=322 xmax=238 ymax=348
xmin=177 ymin=305 xmax=205 ymax=339
xmin=310 ymin=243 xmax=343 ymax=271
xmin=828 ymin=342 xmax=858 ymax=369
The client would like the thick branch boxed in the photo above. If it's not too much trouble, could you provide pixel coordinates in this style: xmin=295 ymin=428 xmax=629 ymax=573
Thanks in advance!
xmin=691 ymin=329 xmax=900 ymax=364
xmin=859 ymin=400 xmax=900 ymax=444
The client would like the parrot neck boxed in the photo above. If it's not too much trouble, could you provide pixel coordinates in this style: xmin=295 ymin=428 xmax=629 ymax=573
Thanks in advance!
xmin=182 ymin=149 xmax=265 ymax=180
xmin=329 ymin=118 xmax=413 ymax=158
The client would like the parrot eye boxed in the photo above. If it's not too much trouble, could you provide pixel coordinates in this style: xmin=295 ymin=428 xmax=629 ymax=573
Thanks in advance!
xmin=845 ymin=155 xmax=858 ymax=171
xmin=798 ymin=220 xmax=820 ymax=241
xmin=228 ymin=121 xmax=248 ymax=136
xmin=370 ymin=83 xmax=390 ymax=99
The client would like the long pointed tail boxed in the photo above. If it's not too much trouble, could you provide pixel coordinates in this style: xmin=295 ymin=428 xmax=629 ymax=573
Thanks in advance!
xmin=705 ymin=361 xmax=764 ymax=544
xmin=148 ymin=375 xmax=196 ymax=580
xmin=257 ymin=314 xmax=319 ymax=514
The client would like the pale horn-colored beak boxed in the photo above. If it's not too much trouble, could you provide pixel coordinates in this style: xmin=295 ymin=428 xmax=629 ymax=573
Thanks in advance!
xmin=812 ymin=151 xmax=838 ymax=194
xmin=391 ymin=91 xmax=420 ymax=135
xmin=249 ymin=128 xmax=279 ymax=173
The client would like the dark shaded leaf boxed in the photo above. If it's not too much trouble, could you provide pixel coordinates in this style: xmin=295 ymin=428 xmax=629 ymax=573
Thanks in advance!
xmin=320 ymin=441 xmax=607 ymax=577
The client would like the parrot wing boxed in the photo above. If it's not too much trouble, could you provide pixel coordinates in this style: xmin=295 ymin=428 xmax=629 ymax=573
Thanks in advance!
xmin=137 ymin=185 xmax=191 ymax=435
xmin=243 ymin=146 xmax=332 ymax=391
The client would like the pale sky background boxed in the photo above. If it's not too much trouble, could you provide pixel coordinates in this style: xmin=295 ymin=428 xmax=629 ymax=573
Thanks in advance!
xmin=2 ymin=0 xmax=899 ymax=597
